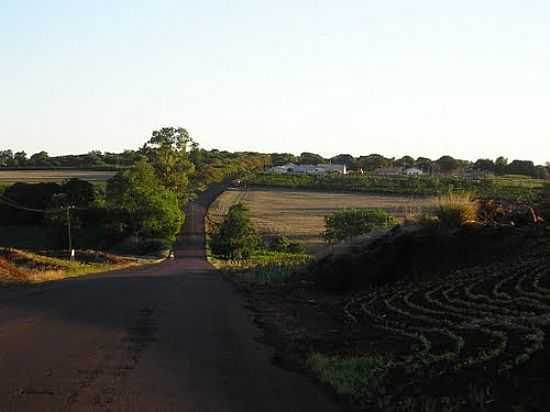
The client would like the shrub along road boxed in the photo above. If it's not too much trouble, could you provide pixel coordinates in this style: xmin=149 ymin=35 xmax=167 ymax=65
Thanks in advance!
xmin=0 ymin=186 xmax=342 ymax=412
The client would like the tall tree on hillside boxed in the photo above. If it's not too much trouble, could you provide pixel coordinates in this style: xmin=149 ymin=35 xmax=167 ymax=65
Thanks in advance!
xmin=142 ymin=127 xmax=196 ymax=203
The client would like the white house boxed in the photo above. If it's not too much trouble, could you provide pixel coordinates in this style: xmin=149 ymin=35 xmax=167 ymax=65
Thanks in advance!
xmin=404 ymin=167 xmax=424 ymax=176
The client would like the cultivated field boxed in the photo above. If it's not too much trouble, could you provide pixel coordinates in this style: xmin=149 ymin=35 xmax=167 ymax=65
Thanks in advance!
xmin=209 ymin=188 xmax=437 ymax=253
xmin=0 ymin=169 xmax=117 ymax=183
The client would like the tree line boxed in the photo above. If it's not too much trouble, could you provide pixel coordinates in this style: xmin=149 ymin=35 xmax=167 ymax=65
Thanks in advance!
xmin=270 ymin=153 xmax=550 ymax=179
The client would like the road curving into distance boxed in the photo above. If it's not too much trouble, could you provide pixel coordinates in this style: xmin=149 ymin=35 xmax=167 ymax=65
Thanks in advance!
xmin=0 ymin=184 xmax=343 ymax=412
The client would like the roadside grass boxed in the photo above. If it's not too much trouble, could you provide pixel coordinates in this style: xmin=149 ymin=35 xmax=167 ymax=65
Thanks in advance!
xmin=0 ymin=248 xmax=156 ymax=286
xmin=210 ymin=251 xmax=311 ymax=285
xmin=307 ymin=353 xmax=392 ymax=402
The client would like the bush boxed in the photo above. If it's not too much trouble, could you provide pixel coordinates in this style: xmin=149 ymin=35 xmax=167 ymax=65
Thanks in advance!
xmin=323 ymin=208 xmax=398 ymax=243
xmin=267 ymin=235 xmax=306 ymax=254
xmin=210 ymin=203 xmax=260 ymax=260
xmin=435 ymin=192 xmax=479 ymax=228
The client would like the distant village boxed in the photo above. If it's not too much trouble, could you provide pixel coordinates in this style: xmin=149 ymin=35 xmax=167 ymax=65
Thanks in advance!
xmin=267 ymin=163 xmax=495 ymax=179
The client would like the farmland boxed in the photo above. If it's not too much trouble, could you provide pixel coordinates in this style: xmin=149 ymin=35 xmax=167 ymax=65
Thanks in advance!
xmin=245 ymin=173 xmax=546 ymax=202
xmin=0 ymin=169 xmax=117 ymax=183
xmin=208 ymin=188 xmax=436 ymax=253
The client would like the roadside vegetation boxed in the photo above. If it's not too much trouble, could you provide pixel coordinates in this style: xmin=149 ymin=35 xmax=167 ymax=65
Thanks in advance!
xmin=0 ymin=248 xmax=150 ymax=285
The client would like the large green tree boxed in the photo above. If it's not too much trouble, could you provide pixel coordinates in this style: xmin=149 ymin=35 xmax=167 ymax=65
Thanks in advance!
xmin=142 ymin=127 xmax=196 ymax=203
xmin=107 ymin=160 xmax=184 ymax=242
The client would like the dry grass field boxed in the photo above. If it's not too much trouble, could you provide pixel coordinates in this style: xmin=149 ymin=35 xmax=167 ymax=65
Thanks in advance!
xmin=0 ymin=169 xmax=117 ymax=183
xmin=209 ymin=188 xmax=437 ymax=253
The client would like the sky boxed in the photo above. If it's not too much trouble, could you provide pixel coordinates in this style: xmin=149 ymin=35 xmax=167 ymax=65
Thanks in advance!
xmin=1 ymin=0 xmax=549 ymax=163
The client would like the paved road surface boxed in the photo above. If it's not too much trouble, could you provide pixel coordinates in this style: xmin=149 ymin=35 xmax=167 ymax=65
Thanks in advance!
xmin=0 ymin=187 xmax=342 ymax=412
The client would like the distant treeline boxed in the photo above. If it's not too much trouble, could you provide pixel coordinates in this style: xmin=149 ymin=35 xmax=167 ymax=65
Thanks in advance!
xmin=270 ymin=153 xmax=550 ymax=179
xmin=2 ymin=148 xmax=548 ymax=180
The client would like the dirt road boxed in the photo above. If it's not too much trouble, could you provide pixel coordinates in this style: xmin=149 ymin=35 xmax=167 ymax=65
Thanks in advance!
xmin=0 ymin=187 xmax=342 ymax=412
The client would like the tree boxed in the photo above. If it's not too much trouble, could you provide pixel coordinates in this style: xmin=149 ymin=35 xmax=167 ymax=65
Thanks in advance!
xmin=271 ymin=153 xmax=297 ymax=166
xmin=143 ymin=127 xmax=196 ymax=203
xmin=30 ymin=151 xmax=50 ymax=167
xmin=495 ymin=156 xmax=508 ymax=176
xmin=330 ymin=154 xmax=356 ymax=169
xmin=357 ymin=154 xmax=392 ymax=171
xmin=13 ymin=151 xmax=27 ymax=166
xmin=436 ymin=156 xmax=458 ymax=174
xmin=323 ymin=209 xmax=398 ymax=243
xmin=395 ymin=155 xmax=415 ymax=168
xmin=0 ymin=150 xmax=14 ymax=167
xmin=298 ymin=152 xmax=325 ymax=165
xmin=416 ymin=157 xmax=433 ymax=173
xmin=62 ymin=179 xmax=97 ymax=207
xmin=209 ymin=203 xmax=259 ymax=260
xmin=473 ymin=159 xmax=496 ymax=172
xmin=106 ymin=160 xmax=184 ymax=242
xmin=507 ymin=160 xmax=537 ymax=177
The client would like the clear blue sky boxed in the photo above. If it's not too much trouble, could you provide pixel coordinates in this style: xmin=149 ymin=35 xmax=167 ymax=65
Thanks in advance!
xmin=1 ymin=0 xmax=549 ymax=163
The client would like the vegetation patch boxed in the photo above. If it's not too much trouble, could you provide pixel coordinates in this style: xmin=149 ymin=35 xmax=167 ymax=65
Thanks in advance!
xmin=308 ymin=353 xmax=392 ymax=402
xmin=245 ymin=173 xmax=544 ymax=202
xmin=0 ymin=248 xmax=151 ymax=285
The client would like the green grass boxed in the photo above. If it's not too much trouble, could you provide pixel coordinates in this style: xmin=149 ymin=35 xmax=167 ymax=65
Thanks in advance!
xmin=210 ymin=251 xmax=311 ymax=285
xmin=308 ymin=353 xmax=392 ymax=402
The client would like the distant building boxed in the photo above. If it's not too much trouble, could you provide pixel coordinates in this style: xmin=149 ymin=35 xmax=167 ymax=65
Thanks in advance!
xmin=267 ymin=163 xmax=347 ymax=176
xmin=404 ymin=167 xmax=424 ymax=176
xmin=463 ymin=166 xmax=495 ymax=180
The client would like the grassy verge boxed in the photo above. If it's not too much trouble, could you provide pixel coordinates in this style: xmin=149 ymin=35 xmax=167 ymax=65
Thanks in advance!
xmin=0 ymin=248 xmax=157 ymax=286
xmin=210 ymin=251 xmax=311 ymax=285
xmin=308 ymin=353 xmax=392 ymax=403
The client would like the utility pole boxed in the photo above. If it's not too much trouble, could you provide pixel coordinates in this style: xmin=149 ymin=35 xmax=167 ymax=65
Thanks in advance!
xmin=66 ymin=206 xmax=74 ymax=261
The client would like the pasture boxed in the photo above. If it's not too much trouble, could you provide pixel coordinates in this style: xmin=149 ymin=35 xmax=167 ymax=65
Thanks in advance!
xmin=209 ymin=188 xmax=436 ymax=253
xmin=0 ymin=169 xmax=116 ymax=183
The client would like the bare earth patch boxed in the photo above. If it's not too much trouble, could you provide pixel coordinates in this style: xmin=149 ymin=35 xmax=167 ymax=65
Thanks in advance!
xmin=209 ymin=188 xmax=436 ymax=253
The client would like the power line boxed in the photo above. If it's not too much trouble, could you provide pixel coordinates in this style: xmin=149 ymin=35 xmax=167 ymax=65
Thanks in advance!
xmin=0 ymin=194 xmax=65 ymax=214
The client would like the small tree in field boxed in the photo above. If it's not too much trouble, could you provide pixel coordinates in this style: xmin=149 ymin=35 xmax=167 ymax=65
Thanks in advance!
xmin=210 ymin=203 xmax=259 ymax=260
xmin=323 ymin=209 xmax=398 ymax=243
